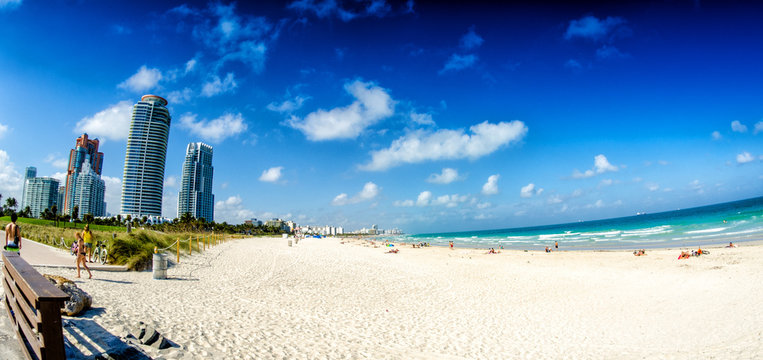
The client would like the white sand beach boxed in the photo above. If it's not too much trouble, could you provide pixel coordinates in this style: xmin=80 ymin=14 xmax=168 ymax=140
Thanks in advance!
xmin=10 ymin=236 xmax=763 ymax=359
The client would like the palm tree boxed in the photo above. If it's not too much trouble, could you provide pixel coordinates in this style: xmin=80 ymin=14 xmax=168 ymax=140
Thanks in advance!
xmin=5 ymin=197 xmax=17 ymax=212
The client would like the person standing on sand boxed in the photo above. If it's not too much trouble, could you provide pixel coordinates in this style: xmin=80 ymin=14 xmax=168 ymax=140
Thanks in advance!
xmin=449 ymin=241 xmax=454 ymax=249
xmin=555 ymin=241 xmax=558 ymax=250
xmin=83 ymin=224 xmax=94 ymax=262
xmin=4 ymin=212 xmax=21 ymax=252
xmin=75 ymin=232 xmax=92 ymax=279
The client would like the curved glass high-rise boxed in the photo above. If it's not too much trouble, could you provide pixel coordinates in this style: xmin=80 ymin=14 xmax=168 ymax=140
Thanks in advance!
xmin=120 ymin=95 xmax=171 ymax=218
xmin=178 ymin=142 xmax=214 ymax=222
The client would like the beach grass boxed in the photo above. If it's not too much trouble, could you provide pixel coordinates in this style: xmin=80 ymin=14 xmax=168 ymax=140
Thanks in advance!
xmin=1 ymin=217 xmax=218 ymax=270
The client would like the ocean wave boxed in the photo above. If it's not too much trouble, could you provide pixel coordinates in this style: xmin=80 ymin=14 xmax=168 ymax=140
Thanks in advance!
xmin=622 ymin=225 xmax=672 ymax=237
xmin=685 ymin=227 xmax=726 ymax=234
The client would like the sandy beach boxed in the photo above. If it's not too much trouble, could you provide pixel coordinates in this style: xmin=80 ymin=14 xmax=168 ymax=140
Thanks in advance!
xmin=5 ymin=236 xmax=763 ymax=359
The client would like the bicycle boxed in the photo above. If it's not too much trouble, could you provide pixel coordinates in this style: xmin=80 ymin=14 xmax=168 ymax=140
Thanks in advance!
xmin=92 ymin=240 xmax=108 ymax=265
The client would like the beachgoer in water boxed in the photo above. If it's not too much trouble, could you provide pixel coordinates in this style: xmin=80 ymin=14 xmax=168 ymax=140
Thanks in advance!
xmin=75 ymin=233 xmax=92 ymax=279
xmin=545 ymin=246 xmax=552 ymax=253
xmin=449 ymin=241 xmax=454 ymax=250
xmin=4 ymin=213 xmax=21 ymax=252
xmin=555 ymin=241 xmax=558 ymax=250
xmin=727 ymin=242 xmax=736 ymax=248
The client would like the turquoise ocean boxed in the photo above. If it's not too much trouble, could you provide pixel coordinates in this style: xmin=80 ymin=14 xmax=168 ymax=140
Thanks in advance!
xmin=391 ymin=196 xmax=763 ymax=250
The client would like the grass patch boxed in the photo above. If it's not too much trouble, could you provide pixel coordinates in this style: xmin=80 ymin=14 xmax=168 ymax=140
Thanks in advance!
xmin=1 ymin=217 xmax=221 ymax=271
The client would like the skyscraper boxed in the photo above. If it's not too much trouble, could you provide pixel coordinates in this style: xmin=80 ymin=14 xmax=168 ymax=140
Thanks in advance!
xmin=121 ymin=95 xmax=171 ymax=218
xmin=21 ymin=166 xmax=36 ymax=211
xmin=23 ymin=177 xmax=59 ymax=218
xmin=64 ymin=133 xmax=103 ymax=216
xmin=73 ymin=156 xmax=106 ymax=218
xmin=178 ymin=142 xmax=214 ymax=222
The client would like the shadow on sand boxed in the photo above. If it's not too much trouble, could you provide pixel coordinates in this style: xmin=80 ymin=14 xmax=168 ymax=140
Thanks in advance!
xmin=62 ymin=317 xmax=151 ymax=359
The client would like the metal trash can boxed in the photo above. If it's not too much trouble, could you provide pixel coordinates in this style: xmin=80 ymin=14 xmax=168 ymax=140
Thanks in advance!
xmin=295 ymin=238 xmax=299 ymax=245
xmin=288 ymin=239 xmax=293 ymax=247
xmin=153 ymin=253 xmax=167 ymax=279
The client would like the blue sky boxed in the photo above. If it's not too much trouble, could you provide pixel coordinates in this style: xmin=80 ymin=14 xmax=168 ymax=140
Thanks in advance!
xmin=0 ymin=0 xmax=761 ymax=233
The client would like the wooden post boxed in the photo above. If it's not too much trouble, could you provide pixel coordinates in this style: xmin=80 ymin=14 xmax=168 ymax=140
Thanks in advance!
xmin=189 ymin=237 xmax=192 ymax=255
xmin=176 ymin=239 xmax=180 ymax=263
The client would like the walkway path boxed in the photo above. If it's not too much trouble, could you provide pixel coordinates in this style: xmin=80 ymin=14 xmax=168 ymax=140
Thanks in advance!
xmin=1 ymin=230 xmax=127 ymax=271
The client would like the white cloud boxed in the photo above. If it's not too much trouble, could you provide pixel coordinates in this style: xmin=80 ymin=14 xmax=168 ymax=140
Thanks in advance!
xmin=711 ymin=131 xmax=722 ymax=140
xmin=689 ymin=179 xmax=704 ymax=194
xmin=596 ymin=45 xmax=628 ymax=59
xmin=520 ymin=183 xmax=543 ymax=198
xmin=586 ymin=199 xmax=605 ymax=209
xmin=267 ymin=95 xmax=308 ymax=114
xmin=647 ymin=183 xmax=660 ymax=192
xmin=754 ymin=121 xmax=763 ymax=135
xmin=215 ymin=195 xmax=256 ymax=223
xmin=188 ymin=2 xmax=273 ymax=73
xmin=75 ymin=100 xmax=133 ymax=141
xmin=572 ymin=154 xmax=618 ymax=178
xmin=482 ymin=174 xmax=499 ymax=195
xmin=332 ymin=182 xmax=379 ymax=206
xmin=599 ymin=179 xmax=614 ymax=187
xmin=50 ymin=171 xmax=66 ymax=183
xmin=288 ymin=0 xmax=391 ymax=22
xmin=45 ymin=154 xmax=68 ymax=169
xmin=167 ymin=88 xmax=193 ymax=104
xmin=0 ymin=150 xmax=23 ymax=200
xmin=564 ymin=15 xmax=628 ymax=41
xmin=427 ymin=168 xmax=460 ymax=184
xmin=201 ymin=72 xmax=237 ymax=97
xmin=416 ymin=191 xmax=432 ymax=206
xmin=287 ymin=79 xmax=395 ymax=141
xmin=459 ymin=26 xmax=484 ymax=50
xmin=477 ymin=202 xmax=491 ymax=209
xmin=185 ymin=58 xmax=198 ymax=73
xmin=164 ymin=176 xmax=178 ymax=188
xmin=731 ymin=120 xmax=747 ymax=133
xmin=547 ymin=194 xmax=563 ymax=204
xmin=410 ymin=111 xmax=435 ymax=126
xmin=564 ymin=59 xmax=583 ymax=70
xmin=0 ymin=0 xmax=22 ymax=10
xmin=0 ymin=122 xmax=8 ymax=138
xmin=179 ymin=112 xmax=247 ymax=143
xmin=118 ymin=65 xmax=162 ymax=93
xmin=393 ymin=199 xmax=414 ymax=207
xmin=737 ymin=151 xmax=755 ymax=164
xmin=439 ymin=54 xmax=477 ymax=74
xmin=101 ymin=175 xmax=122 ymax=215
xmin=362 ymin=120 xmax=527 ymax=171
xmin=259 ymin=166 xmax=283 ymax=182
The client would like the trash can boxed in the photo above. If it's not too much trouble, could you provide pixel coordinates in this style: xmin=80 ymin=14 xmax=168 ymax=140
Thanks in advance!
xmin=295 ymin=238 xmax=299 ymax=245
xmin=153 ymin=253 xmax=167 ymax=279
xmin=288 ymin=239 xmax=293 ymax=247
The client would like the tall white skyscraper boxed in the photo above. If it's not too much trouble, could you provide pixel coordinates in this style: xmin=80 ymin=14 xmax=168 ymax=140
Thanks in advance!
xmin=73 ymin=156 xmax=106 ymax=218
xmin=23 ymin=177 xmax=59 ymax=218
xmin=178 ymin=142 xmax=214 ymax=222
xmin=121 ymin=95 xmax=171 ymax=218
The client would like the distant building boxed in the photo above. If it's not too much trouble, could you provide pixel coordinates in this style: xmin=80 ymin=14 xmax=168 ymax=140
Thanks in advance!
xmin=121 ymin=95 xmax=171 ymax=218
xmin=57 ymin=186 xmax=65 ymax=214
xmin=23 ymin=177 xmax=59 ymax=218
xmin=64 ymin=133 xmax=103 ymax=216
xmin=178 ymin=142 xmax=214 ymax=222
xmin=21 ymin=166 xmax=37 ymax=211
xmin=72 ymin=157 xmax=106 ymax=218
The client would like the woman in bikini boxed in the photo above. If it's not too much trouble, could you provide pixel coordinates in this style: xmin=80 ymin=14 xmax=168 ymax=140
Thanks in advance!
xmin=75 ymin=232 xmax=92 ymax=279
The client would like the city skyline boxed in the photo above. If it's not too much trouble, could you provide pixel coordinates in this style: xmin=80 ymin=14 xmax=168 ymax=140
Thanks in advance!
xmin=0 ymin=1 xmax=761 ymax=233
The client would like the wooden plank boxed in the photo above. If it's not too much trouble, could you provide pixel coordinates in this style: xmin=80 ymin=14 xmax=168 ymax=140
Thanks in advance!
xmin=2 ymin=252 xmax=68 ymax=302
xmin=16 ymin=311 xmax=43 ymax=360
xmin=37 ymin=301 xmax=66 ymax=359
xmin=2 ymin=254 xmax=40 ymax=309
xmin=3 ymin=266 xmax=40 ymax=329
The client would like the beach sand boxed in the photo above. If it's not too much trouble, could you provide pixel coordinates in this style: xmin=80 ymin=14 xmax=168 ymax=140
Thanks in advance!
xmin=7 ymin=237 xmax=763 ymax=359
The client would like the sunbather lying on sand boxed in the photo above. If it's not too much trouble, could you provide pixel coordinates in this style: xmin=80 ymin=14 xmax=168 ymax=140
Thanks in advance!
xmin=678 ymin=251 xmax=690 ymax=260
xmin=386 ymin=249 xmax=399 ymax=254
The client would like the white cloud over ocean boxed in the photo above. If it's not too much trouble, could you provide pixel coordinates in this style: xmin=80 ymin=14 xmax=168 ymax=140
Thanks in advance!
xmin=572 ymin=154 xmax=619 ymax=179
xmin=332 ymin=182 xmax=380 ymax=206
xmin=361 ymin=120 xmax=527 ymax=171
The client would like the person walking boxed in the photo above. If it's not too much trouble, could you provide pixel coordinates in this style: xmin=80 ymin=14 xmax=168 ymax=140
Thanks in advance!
xmin=4 ymin=212 xmax=21 ymax=252
xmin=75 ymin=232 xmax=92 ymax=279
xmin=82 ymin=224 xmax=94 ymax=262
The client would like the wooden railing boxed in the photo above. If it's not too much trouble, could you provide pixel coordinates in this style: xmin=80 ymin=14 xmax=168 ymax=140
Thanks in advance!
xmin=2 ymin=251 xmax=68 ymax=360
